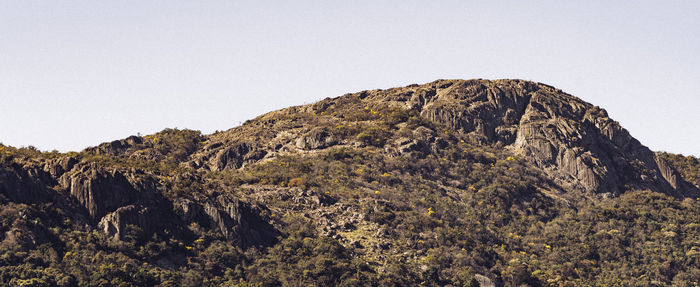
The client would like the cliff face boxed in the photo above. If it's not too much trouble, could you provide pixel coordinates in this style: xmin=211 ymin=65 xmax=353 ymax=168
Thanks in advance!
xmin=58 ymin=164 xmax=142 ymax=220
xmin=0 ymin=156 xmax=279 ymax=252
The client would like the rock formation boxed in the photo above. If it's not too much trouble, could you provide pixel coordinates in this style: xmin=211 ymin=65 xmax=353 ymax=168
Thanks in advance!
xmin=0 ymin=79 xmax=697 ymax=286
xmin=212 ymin=142 xmax=267 ymax=171
xmin=59 ymin=164 xmax=142 ymax=219
xmin=296 ymin=127 xmax=337 ymax=150
xmin=98 ymin=204 xmax=156 ymax=241
xmin=362 ymin=79 xmax=696 ymax=197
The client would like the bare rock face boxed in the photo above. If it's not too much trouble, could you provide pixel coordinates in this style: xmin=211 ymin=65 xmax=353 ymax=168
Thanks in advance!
xmin=205 ymin=195 xmax=278 ymax=248
xmin=212 ymin=142 xmax=267 ymax=170
xmin=47 ymin=161 xmax=279 ymax=247
xmin=59 ymin=164 xmax=143 ymax=219
xmin=172 ymin=194 xmax=278 ymax=248
xmin=98 ymin=205 xmax=155 ymax=241
xmin=654 ymin=155 xmax=698 ymax=197
xmin=473 ymin=274 xmax=496 ymax=287
xmin=371 ymin=79 xmax=697 ymax=197
xmin=174 ymin=198 xmax=202 ymax=223
xmin=42 ymin=156 xmax=77 ymax=178
xmin=84 ymin=136 xmax=143 ymax=156
xmin=93 ymin=191 xmax=279 ymax=247
xmin=415 ymin=80 xmax=536 ymax=145
xmin=391 ymin=127 xmax=446 ymax=158
xmin=0 ymin=165 xmax=51 ymax=203
xmin=296 ymin=127 xmax=336 ymax=150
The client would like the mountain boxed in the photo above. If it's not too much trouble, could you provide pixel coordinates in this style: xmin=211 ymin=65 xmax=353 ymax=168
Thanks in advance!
xmin=1 ymin=79 xmax=698 ymax=286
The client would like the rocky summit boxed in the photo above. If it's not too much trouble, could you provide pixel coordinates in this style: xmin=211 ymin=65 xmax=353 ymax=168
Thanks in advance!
xmin=1 ymin=79 xmax=698 ymax=286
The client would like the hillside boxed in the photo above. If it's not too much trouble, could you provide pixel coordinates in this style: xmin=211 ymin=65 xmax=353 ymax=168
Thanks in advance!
xmin=1 ymin=79 xmax=698 ymax=286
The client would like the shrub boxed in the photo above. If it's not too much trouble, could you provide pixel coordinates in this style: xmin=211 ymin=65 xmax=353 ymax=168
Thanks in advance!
xmin=288 ymin=177 xmax=306 ymax=188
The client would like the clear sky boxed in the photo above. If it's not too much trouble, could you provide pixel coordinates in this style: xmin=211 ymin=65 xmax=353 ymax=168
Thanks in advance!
xmin=1 ymin=1 xmax=698 ymax=156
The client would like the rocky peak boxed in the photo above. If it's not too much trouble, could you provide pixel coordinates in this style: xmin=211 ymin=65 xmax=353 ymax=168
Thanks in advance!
xmin=356 ymin=79 xmax=697 ymax=197
xmin=178 ymin=78 xmax=695 ymax=198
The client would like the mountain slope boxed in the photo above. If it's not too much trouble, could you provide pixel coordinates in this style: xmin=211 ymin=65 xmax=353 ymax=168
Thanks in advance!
xmin=0 ymin=79 xmax=698 ymax=286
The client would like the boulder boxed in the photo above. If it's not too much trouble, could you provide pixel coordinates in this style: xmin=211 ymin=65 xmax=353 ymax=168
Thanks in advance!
xmin=296 ymin=127 xmax=336 ymax=150
xmin=98 ymin=204 xmax=155 ymax=241
xmin=43 ymin=156 xmax=77 ymax=178
xmin=212 ymin=142 xmax=267 ymax=170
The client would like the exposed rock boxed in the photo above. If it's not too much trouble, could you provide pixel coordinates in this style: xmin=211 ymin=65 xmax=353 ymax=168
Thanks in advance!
xmin=98 ymin=204 xmax=156 ymax=241
xmin=392 ymin=127 xmax=436 ymax=157
xmin=350 ymin=240 xmax=363 ymax=249
xmin=655 ymin=154 xmax=699 ymax=198
xmin=59 ymin=164 xmax=143 ymax=219
xmin=473 ymin=274 xmax=495 ymax=287
xmin=212 ymin=142 xmax=267 ymax=170
xmin=296 ymin=127 xmax=336 ymax=150
xmin=0 ymin=165 xmax=51 ymax=203
xmin=85 ymin=136 xmax=143 ymax=156
xmin=376 ymin=79 xmax=696 ymax=197
xmin=171 ymin=194 xmax=279 ymax=248
xmin=43 ymin=156 xmax=77 ymax=178
xmin=1 ymin=78 xmax=698 ymax=286
xmin=310 ymin=192 xmax=337 ymax=206
xmin=202 ymin=195 xmax=278 ymax=248
xmin=174 ymin=198 xmax=202 ymax=222
xmin=2 ymin=226 xmax=37 ymax=249
xmin=96 ymin=193 xmax=279 ymax=246
xmin=0 ymin=209 xmax=52 ymax=250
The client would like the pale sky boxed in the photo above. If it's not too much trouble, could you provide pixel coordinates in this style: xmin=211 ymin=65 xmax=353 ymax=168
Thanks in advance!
xmin=1 ymin=1 xmax=698 ymax=156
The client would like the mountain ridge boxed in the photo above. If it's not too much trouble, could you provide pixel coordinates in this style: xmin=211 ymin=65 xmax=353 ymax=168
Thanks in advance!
xmin=145 ymin=78 xmax=693 ymax=198
xmin=0 ymin=79 xmax=698 ymax=286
